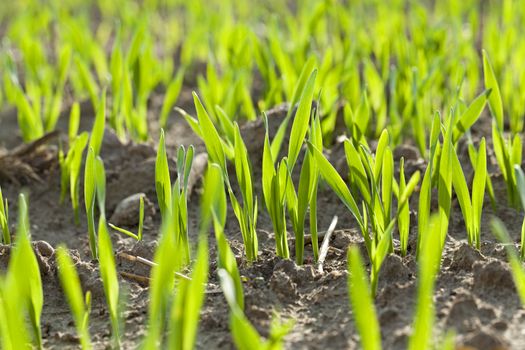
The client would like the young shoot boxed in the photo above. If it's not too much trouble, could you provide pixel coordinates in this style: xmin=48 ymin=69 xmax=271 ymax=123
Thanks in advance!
xmin=483 ymin=50 xmax=522 ymax=208
xmin=451 ymin=138 xmax=487 ymax=249
xmin=515 ymin=165 xmax=525 ymax=260
xmin=17 ymin=194 xmax=43 ymax=349
xmin=155 ymin=130 xmax=194 ymax=265
xmin=56 ymin=246 xmax=92 ymax=350
xmin=347 ymin=246 xmax=381 ymax=350
xmin=182 ymin=94 xmax=259 ymax=262
xmin=0 ymin=186 xmax=10 ymax=244
xmin=109 ymin=195 xmax=145 ymax=241
xmin=218 ymin=269 xmax=293 ymax=350
xmin=98 ymin=216 xmax=121 ymax=348
xmin=408 ymin=215 xmax=444 ymax=350
xmin=63 ymin=132 xmax=89 ymax=224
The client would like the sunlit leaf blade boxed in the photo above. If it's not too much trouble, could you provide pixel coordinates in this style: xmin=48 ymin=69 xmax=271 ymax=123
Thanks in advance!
xmin=453 ymin=89 xmax=490 ymax=143
xmin=56 ymin=246 xmax=92 ymax=350
xmin=155 ymin=129 xmax=172 ymax=219
xmin=347 ymin=247 xmax=381 ymax=350
xmin=97 ymin=216 xmax=120 ymax=346
xmin=288 ymin=69 xmax=317 ymax=170
xmin=308 ymin=142 xmax=363 ymax=227
xmin=12 ymin=194 xmax=43 ymax=349
xmin=89 ymin=91 xmax=106 ymax=156
xmin=482 ymin=50 xmax=504 ymax=130
xmin=409 ymin=215 xmax=443 ymax=350
xmin=84 ymin=147 xmax=97 ymax=259
xmin=168 ymin=237 xmax=209 ymax=350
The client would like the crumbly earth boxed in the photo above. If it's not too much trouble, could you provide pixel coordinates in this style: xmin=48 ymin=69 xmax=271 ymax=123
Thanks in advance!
xmin=0 ymin=92 xmax=524 ymax=350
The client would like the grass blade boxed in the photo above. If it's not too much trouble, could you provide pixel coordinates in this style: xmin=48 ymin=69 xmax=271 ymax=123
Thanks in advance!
xmin=347 ymin=246 xmax=382 ymax=350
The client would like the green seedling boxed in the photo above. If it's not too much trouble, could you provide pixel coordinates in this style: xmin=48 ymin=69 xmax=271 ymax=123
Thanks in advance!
xmin=491 ymin=218 xmax=525 ymax=306
xmin=417 ymin=114 xmax=441 ymax=257
xmin=146 ymin=161 xmax=207 ymax=350
xmin=0 ymin=196 xmax=37 ymax=349
xmin=0 ymin=186 xmax=10 ymax=244
xmin=98 ymin=216 xmax=121 ymax=348
xmin=68 ymin=102 xmax=81 ymax=142
xmin=307 ymin=141 xmax=377 ymax=294
xmin=218 ymin=269 xmax=293 ymax=350
xmin=167 ymin=236 xmax=209 ymax=350
xmin=418 ymin=111 xmax=454 ymax=256
xmin=270 ymin=57 xmax=316 ymax=161
xmin=451 ymin=138 xmax=487 ymax=249
xmin=74 ymin=55 xmax=99 ymax=111
xmin=0 ymin=194 xmax=43 ymax=348
xmin=17 ymin=194 xmax=43 ymax=349
xmin=109 ymin=36 xmax=125 ymax=138
xmin=286 ymin=111 xmax=322 ymax=264
xmin=171 ymin=144 xmax=194 ymax=265
xmin=483 ymin=50 xmax=504 ymax=132
xmin=262 ymin=131 xmax=290 ymax=259
xmin=347 ymin=246 xmax=381 ymax=350
xmin=408 ymin=215 xmax=444 ymax=350
xmin=182 ymin=94 xmax=258 ymax=261
xmin=59 ymin=104 xmax=82 ymax=204
xmin=160 ymin=69 xmax=185 ymax=128
xmin=203 ymin=163 xmax=244 ymax=308
xmin=437 ymin=111 xmax=455 ymax=249
xmin=309 ymin=130 xmax=419 ymax=292
xmin=260 ymin=67 xmax=318 ymax=262
xmin=89 ymin=91 xmax=106 ymax=157
xmin=109 ymin=195 xmax=145 ymax=241
xmin=344 ymin=91 xmax=371 ymax=146
xmin=452 ymin=89 xmax=491 ymax=144
xmin=144 ymin=216 xmax=180 ymax=347
xmin=3 ymin=76 xmax=44 ymax=142
xmin=44 ymin=45 xmax=72 ymax=132
xmin=514 ymin=165 xmax=525 ymax=260
xmin=61 ymin=132 xmax=89 ymax=223
xmin=155 ymin=129 xmax=172 ymax=220
xmin=56 ymin=246 xmax=92 ymax=350
xmin=397 ymin=158 xmax=421 ymax=257
xmin=483 ymin=50 xmax=522 ymax=208
xmin=84 ymin=148 xmax=97 ymax=259
xmin=230 ymin=123 xmax=258 ymax=261
xmin=492 ymin=124 xmax=521 ymax=208
xmin=84 ymin=145 xmax=107 ymax=260
xmin=155 ymin=130 xmax=194 ymax=265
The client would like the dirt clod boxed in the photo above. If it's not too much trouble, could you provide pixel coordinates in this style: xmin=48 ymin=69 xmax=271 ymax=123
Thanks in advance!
xmin=473 ymin=259 xmax=515 ymax=294
xmin=378 ymin=254 xmax=411 ymax=286
xmin=450 ymin=243 xmax=484 ymax=271
xmin=270 ymin=269 xmax=299 ymax=302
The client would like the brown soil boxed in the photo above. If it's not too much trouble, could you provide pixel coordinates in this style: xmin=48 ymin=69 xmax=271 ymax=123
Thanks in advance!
xmin=0 ymin=94 xmax=524 ymax=350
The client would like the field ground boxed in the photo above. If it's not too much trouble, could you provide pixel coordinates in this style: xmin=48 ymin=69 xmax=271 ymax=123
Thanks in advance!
xmin=1 ymin=95 xmax=524 ymax=349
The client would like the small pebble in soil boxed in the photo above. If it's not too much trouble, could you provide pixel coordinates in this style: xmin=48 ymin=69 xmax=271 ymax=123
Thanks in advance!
xmin=110 ymin=193 xmax=155 ymax=227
